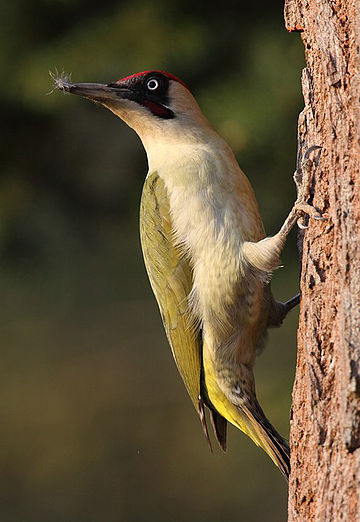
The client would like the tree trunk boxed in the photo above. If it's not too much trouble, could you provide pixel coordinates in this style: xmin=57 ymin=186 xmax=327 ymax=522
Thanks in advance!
xmin=284 ymin=1 xmax=360 ymax=520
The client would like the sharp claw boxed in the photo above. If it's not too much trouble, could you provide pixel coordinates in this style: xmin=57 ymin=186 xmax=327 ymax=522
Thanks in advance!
xmin=291 ymin=145 xmax=328 ymax=231
xmin=304 ymin=145 xmax=322 ymax=160
xmin=297 ymin=219 xmax=309 ymax=229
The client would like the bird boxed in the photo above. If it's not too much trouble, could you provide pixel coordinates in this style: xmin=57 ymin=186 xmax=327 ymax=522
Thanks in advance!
xmin=54 ymin=70 xmax=322 ymax=479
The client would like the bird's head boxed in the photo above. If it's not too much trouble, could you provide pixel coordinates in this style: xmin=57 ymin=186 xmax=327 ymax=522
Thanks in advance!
xmin=55 ymin=70 xmax=212 ymax=147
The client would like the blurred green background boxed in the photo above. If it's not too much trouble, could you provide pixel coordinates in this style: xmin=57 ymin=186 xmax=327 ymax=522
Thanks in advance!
xmin=0 ymin=1 xmax=304 ymax=520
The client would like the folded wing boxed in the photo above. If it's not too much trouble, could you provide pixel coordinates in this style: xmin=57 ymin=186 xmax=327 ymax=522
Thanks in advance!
xmin=140 ymin=172 xmax=208 ymax=423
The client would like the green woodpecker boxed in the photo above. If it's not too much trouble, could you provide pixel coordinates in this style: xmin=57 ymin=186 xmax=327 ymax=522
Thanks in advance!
xmin=55 ymin=70 xmax=322 ymax=479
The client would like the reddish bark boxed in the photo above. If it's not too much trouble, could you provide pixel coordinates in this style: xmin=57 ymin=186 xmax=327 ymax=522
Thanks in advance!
xmin=284 ymin=1 xmax=360 ymax=520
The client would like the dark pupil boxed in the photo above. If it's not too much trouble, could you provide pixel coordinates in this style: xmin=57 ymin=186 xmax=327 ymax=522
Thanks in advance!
xmin=148 ymin=80 xmax=157 ymax=89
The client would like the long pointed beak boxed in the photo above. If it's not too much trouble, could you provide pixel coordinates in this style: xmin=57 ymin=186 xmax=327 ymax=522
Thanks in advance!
xmin=54 ymin=76 xmax=130 ymax=103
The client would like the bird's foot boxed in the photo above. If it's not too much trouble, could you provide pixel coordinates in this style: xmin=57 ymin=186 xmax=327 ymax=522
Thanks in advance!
xmin=293 ymin=145 xmax=328 ymax=229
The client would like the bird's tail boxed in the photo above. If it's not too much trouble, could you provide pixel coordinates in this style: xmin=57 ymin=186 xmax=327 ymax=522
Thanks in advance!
xmin=202 ymin=347 xmax=290 ymax=478
xmin=241 ymin=399 xmax=290 ymax=480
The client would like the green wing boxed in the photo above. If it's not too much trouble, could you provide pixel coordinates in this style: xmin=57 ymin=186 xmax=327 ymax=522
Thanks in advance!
xmin=140 ymin=171 xmax=201 ymax=410
xmin=140 ymin=171 xmax=227 ymax=451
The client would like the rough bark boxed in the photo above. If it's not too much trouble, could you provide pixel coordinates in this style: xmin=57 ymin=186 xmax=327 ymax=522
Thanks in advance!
xmin=284 ymin=1 xmax=360 ymax=521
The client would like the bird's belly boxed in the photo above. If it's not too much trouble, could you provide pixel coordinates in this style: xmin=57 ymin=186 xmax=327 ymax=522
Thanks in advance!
xmin=160 ymin=164 xmax=266 ymax=361
xmin=191 ymin=235 xmax=265 ymax=370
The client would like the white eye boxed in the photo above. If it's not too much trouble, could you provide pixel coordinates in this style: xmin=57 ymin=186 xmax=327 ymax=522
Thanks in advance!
xmin=146 ymin=78 xmax=159 ymax=91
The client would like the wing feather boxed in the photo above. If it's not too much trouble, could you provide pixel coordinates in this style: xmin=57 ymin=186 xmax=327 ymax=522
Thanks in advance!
xmin=139 ymin=172 xmax=201 ymax=410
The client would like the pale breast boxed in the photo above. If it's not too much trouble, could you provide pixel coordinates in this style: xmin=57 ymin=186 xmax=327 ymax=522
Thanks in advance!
xmin=157 ymin=142 xmax=265 ymax=334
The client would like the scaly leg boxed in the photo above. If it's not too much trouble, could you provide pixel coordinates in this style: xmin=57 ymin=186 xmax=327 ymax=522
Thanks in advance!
xmin=267 ymin=292 xmax=301 ymax=328
xmin=283 ymin=292 xmax=300 ymax=312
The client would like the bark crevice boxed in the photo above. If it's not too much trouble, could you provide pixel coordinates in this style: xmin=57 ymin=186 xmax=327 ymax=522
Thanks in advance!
xmin=285 ymin=0 xmax=360 ymax=520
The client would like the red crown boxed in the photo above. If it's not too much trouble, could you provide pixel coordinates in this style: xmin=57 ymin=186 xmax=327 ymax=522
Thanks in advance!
xmin=117 ymin=71 xmax=189 ymax=90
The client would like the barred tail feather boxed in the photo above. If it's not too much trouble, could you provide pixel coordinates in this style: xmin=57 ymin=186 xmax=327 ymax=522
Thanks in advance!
xmin=242 ymin=400 xmax=290 ymax=480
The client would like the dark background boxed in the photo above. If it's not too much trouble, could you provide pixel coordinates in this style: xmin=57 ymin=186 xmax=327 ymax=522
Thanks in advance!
xmin=0 ymin=1 xmax=304 ymax=520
